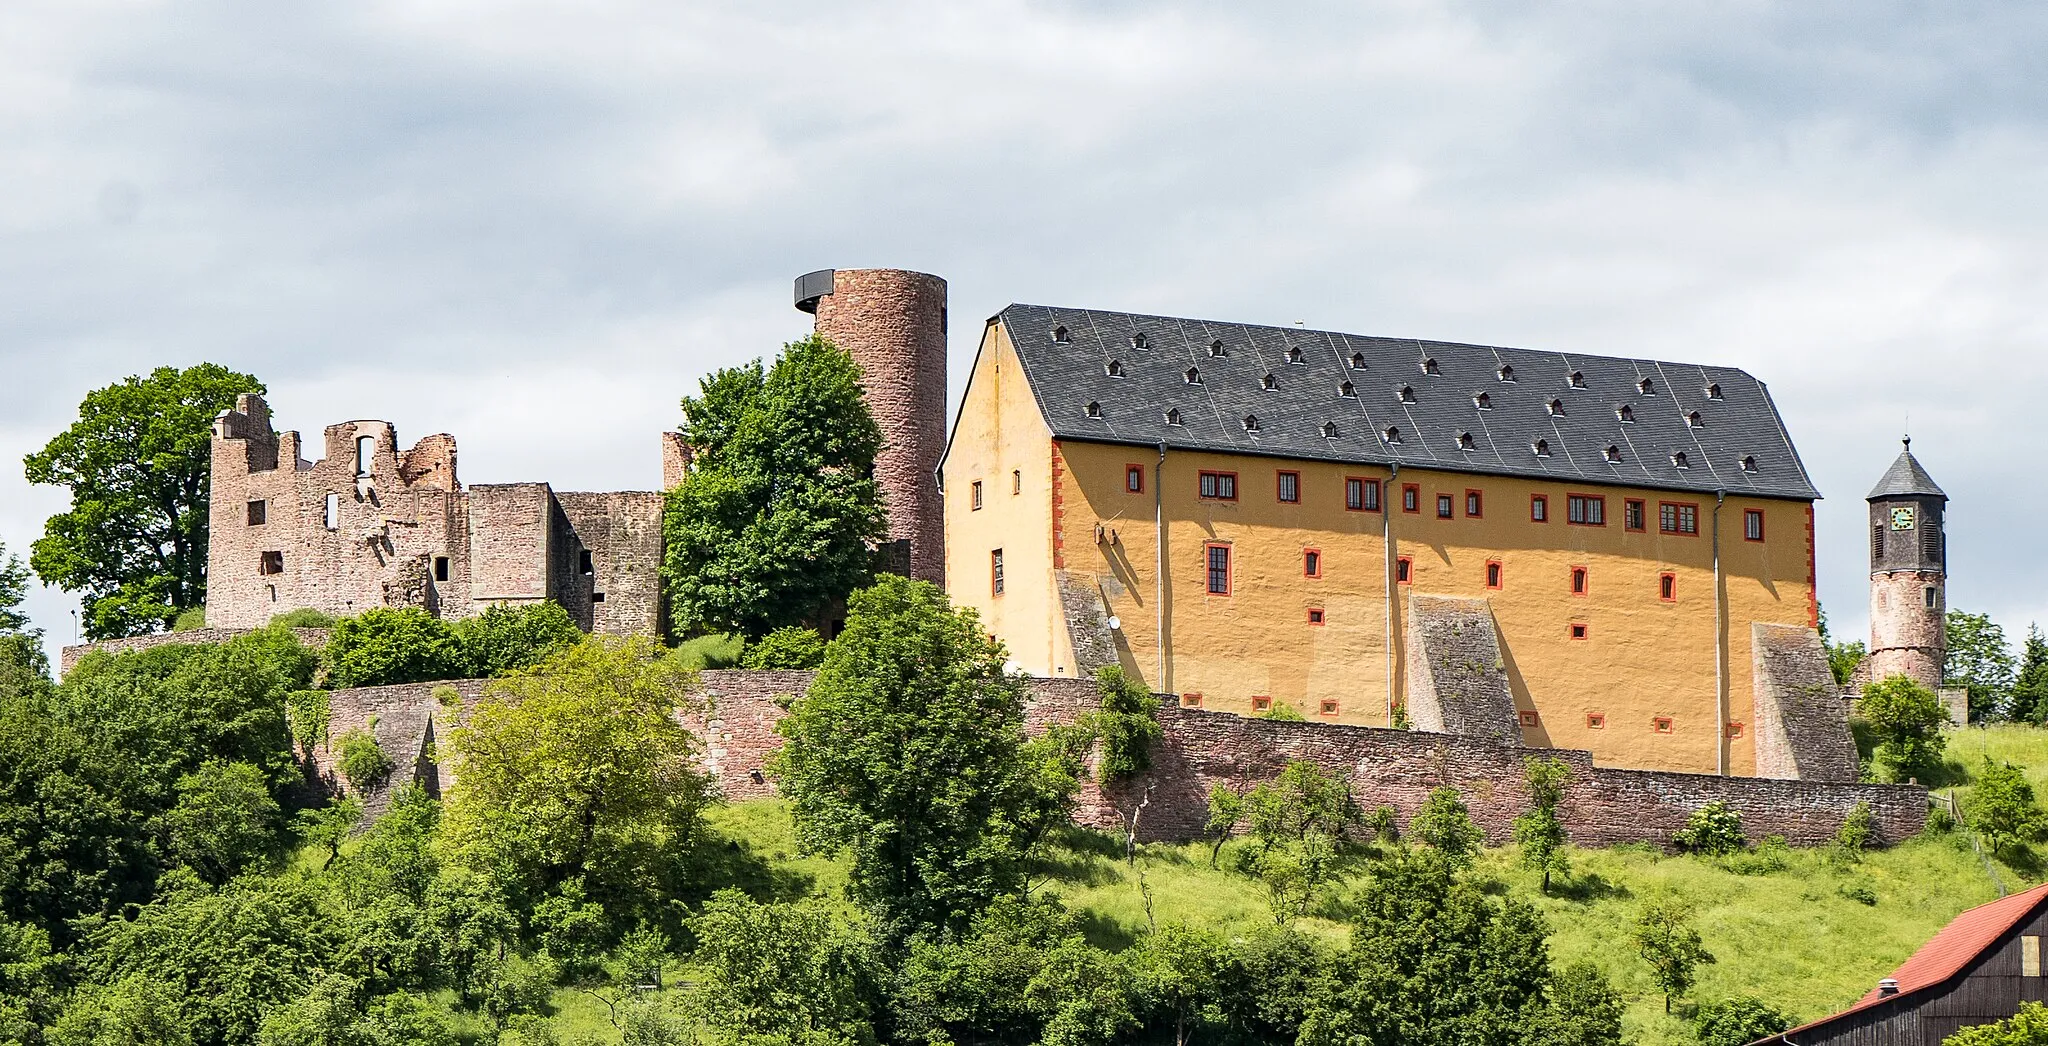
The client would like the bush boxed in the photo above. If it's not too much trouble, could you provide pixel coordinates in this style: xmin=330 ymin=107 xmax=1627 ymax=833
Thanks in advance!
xmin=1694 ymin=996 xmax=1792 ymax=1046
xmin=451 ymin=602 xmax=583 ymax=677
xmin=1967 ymin=757 xmax=2046 ymax=858
xmin=1086 ymin=666 xmax=1161 ymax=782
xmin=325 ymin=607 xmax=467 ymax=688
xmin=268 ymin=608 xmax=335 ymax=628
xmin=172 ymin=606 xmax=206 ymax=631
xmin=1839 ymin=879 xmax=1879 ymax=906
xmin=1675 ymin=802 xmax=1747 ymax=857
xmin=1256 ymin=702 xmax=1307 ymax=722
xmin=1723 ymin=835 xmax=1790 ymax=876
xmin=337 ymin=729 xmax=396 ymax=793
xmin=1412 ymin=787 xmax=1482 ymax=868
xmin=1832 ymin=801 xmax=1875 ymax=861
xmin=669 ymin=633 xmax=746 ymax=671
xmin=741 ymin=626 xmax=827 ymax=670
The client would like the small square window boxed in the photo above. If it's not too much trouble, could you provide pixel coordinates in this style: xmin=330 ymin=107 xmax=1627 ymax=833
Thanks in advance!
xmin=1531 ymin=495 xmax=1548 ymax=522
xmin=246 ymin=500 xmax=266 ymax=526
xmin=1396 ymin=557 xmax=1412 ymax=584
xmin=971 ymin=481 xmax=983 ymax=511
xmin=1725 ymin=721 xmax=1745 ymax=739
xmin=1304 ymin=549 xmax=1322 ymax=578
xmin=1436 ymin=493 xmax=1454 ymax=519
xmin=1182 ymin=692 xmax=1203 ymax=708
xmin=1252 ymin=695 xmax=1273 ymax=712
xmin=592 ymin=592 xmax=605 ymax=603
xmin=1485 ymin=561 xmax=1503 ymax=590
xmin=1659 ymin=573 xmax=1677 ymax=602
xmin=1654 ymin=717 xmax=1674 ymax=734
xmin=1569 ymin=623 xmax=1589 ymax=640
xmin=1126 ymin=465 xmax=1145 ymax=494
xmin=1518 ymin=710 xmax=1540 ymax=727
xmin=1307 ymin=608 xmax=1325 ymax=625
xmin=259 ymin=550 xmax=284 ymax=575
xmin=1320 ymin=699 xmax=1339 ymax=716
xmin=1277 ymin=471 xmax=1300 ymax=504
xmin=1586 ymin=713 xmax=1606 ymax=729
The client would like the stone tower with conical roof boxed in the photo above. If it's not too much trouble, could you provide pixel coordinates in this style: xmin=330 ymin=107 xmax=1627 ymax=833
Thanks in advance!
xmin=1866 ymin=437 xmax=1948 ymax=692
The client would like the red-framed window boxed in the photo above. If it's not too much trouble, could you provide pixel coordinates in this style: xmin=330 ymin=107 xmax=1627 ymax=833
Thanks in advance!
xmin=1125 ymin=464 xmax=1145 ymax=494
xmin=1204 ymin=543 xmax=1232 ymax=595
xmin=1181 ymin=692 xmax=1203 ymax=708
xmin=991 ymin=549 xmax=1005 ymax=596
xmin=1569 ymin=622 xmax=1589 ymax=640
xmin=1485 ymin=560 xmax=1503 ymax=590
xmin=1518 ymin=710 xmax=1540 ymax=727
xmin=1402 ymin=483 xmax=1421 ymax=513
xmin=1725 ymin=721 xmax=1745 ymax=739
xmin=1307 ymin=608 xmax=1326 ymax=626
xmin=1198 ymin=471 xmax=1238 ymax=501
xmin=1744 ymin=509 xmax=1765 ymax=542
xmin=1345 ymin=476 xmax=1381 ymax=512
xmin=1396 ymin=556 xmax=1413 ymax=584
xmin=1570 ymin=566 xmax=1589 ymax=595
xmin=1530 ymin=494 xmax=1548 ymax=522
xmin=1304 ymin=548 xmax=1323 ymax=578
xmin=1653 ymin=716 xmax=1674 ymax=734
xmin=1465 ymin=489 xmax=1484 ymax=517
xmin=1319 ymin=699 xmax=1339 ymax=716
xmin=1567 ymin=493 xmax=1606 ymax=526
xmin=1625 ymin=498 xmax=1647 ymax=532
xmin=1277 ymin=470 xmax=1301 ymax=504
xmin=1436 ymin=493 xmax=1454 ymax=519
xmin=1251 ymin=695 xmax=1273 ymax=712
xmin=1586 ymin=713 xmax=1606 ymax=729
xmin=1659 ymin=572 xmax=1677 ymax=602
xmin=1659 ymin=501 xmax=1700 ymax=535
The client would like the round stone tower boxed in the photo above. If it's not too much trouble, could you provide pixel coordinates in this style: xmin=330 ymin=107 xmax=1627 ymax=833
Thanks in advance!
xmin=1866 ymin=437 xmax=1948 ymax=691
xmin=795 ymin=268 xmax=948 ymax=585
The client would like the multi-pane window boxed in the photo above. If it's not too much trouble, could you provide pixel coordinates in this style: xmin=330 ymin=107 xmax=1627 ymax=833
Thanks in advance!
xmin=1625 ymin=499 xmax=1646 ymax=531
xmin=1465 ymin=490 xmax=1483 ymax=517
xmin=1744 ymin=509 xmax=1765 ymax=541
xmin=1345 ymin=477 xmax=1380 ymax=512
xmin=1531 ymin=495 xmax=1548 ymax=522
xmin=1198 ymin=471 xmax=1238 ymax=500
xmin=1205 ymin=544 xmax=1231 ymax=595
xmin=1436 ymin=494 xmax=1454 ymax=519
xmin=1126 ymin=465 xmax=1144 ymax=494
xmin=1567 ymin=494 xmax=1605 ymax=525
xmin=971 ymin=481 xmax=983 ymax=510
xmin=1659 ymin=502 xmax=1699 ymax=535
xmin=1402 ymin=484 xmax=1420 ymax=512
xmin=1277 ymin=471 xmax=1300 ymax=504
xmin=991 ymin=549 xmax=1005 ymax=595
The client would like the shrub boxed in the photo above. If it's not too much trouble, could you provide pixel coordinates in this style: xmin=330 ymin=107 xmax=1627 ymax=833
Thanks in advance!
xmin=1856 ymin=674 xmax=1951 ymax=783
xmin=1839 ymin=879 xmax=1879 ymax=906
xmin=1085 ymin=665 xmax=1161 ymax=782
xmin=325 ymin=607 xmax=467 ymax=688
xmin=1256 ymin=702 xmax=1307 ymax=722
xmin=172 ymin=606 xmax=206 ymax=631
xmin=741 ymin=626 xmax=827 ymax=670
xmin=268 ymin=608 xmax=335 ymax=628
xmin=337 ymin=729 xmax=396 ymax=793
xmin=284 ymin=689 xmax=331 ymax=756
xmin=451 ymin=601 xmax=583 ymax=677
xmin=1675 ymin=802 xmax=1747 ymax=857
xmin=1945 ymin=1001 xmax=2048 ymax=1046
xmin=669 ymin=633 xmax=747 ymax=671
xmin=1694 ymin=996 xmax=1792 ymax=1046
xmin=1833 ymin=801 xmax=1875 ymax=859
xmin=1723 ymin=835 xmax=1790 ymax=876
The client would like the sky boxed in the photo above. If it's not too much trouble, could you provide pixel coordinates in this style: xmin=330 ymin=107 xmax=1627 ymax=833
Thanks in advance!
xmin=3 ymin=1 xmax=2044 ymax=656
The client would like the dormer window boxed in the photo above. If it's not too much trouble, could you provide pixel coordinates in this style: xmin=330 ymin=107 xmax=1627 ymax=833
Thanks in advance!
xmin=1456 ymin=431 xmax=1475 ymax=451
xmin=1740 ymin=455 xmax=1758 ymax=473
xmin=1052 ymin=326 xmax=1070 ymax=343
xmin=1209 ymin=340 xmax=1228 ymax=357
xmin=1085 ymin=401 xmax=1102 ymax=418
xmin=1686 ymin=411 xmax=1703 ymax=428
xmin=1398 ymin=385 xmax=1416 ymax=403
xmin=1340 ymin=381 xmax=1357 ymax=398
xmin=1604 ymin=445 xmax=1622 ymax=463
xmin=1533 ymin=439 xmax=1551 ymax=457
xmin=1474 ymin=392 xmax=1492 ymax=410
xmin=1184 ymin=367 xmax=1202 ymax=385
xmin=1349 ymin=352 xmax=1366 ymax=369
xmin=1499 ymin=365 xmax=1517 ymax=383
xmin=1106 ymin=359 xmax=1125 ymax=378
xmin=1262 ymin=373 xmax=1277 ymax=391
xmin=1165 ymin=408 xmax=1183 ymax=426
xmin=1384 ymin=427 xmax=1403 ymax=445
xmin=1706 ymin=382 xmax=1723 ymax=400
xmin=1617 ymin=405 xmax=1634 ymax=423
xmin=1569 ymin=371 xmax=1586 ymax=389
xmin=1243 ymin=415 xmax=1261 ymax=433
xmin=1638 ymin=378 xmax=1655 ymax=395
xmin=1287 ymin=347 xmax=1304 ymax=365
xmin=1672 ymin=451 xmax=1691 ymax=469
xmin=1548 ymin=399 xmax=1566 ymax=417
xmin=1321 ymin=422 xmax=1339 ymax=439
xmin=1132 ymin=332 xmax=1149 ymax=350
xmin=1421 ymin=357 xmax=1440 ymax=375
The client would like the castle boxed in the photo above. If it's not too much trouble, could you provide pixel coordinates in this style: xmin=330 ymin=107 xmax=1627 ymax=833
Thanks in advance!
xmin=186 ymin=268 xmax=1950 ymax=782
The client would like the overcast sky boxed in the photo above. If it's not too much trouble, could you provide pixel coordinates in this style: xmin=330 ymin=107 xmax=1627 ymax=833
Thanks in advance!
xmin=3 ymin=1 xmax=2043 ymax=656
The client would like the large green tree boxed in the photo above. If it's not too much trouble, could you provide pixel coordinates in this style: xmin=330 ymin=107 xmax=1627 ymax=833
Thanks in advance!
xmin=662 ymin=335 xmax=887 ymax=639
xmin=0 ymin=540 xmax=29 ymax=636
xmin=1946 ymin=609 xmax=2017 ymax=721
xmin=2013 ymin=625 xmax=2048 ymax=724
xmin=24 ymin=364 xmax=261 ymax=639
xmin=1857 ymin=674 xmax=1951 ymax=783
xmin=771 ymin=575 xmax=1042 ymax=935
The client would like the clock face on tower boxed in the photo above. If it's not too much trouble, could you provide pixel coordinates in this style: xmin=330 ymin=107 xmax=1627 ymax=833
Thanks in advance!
xmin=1890 ymin=506 xmax=1917 ymax=531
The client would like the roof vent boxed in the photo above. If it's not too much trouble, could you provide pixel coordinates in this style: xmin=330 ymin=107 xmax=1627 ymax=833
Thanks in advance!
xmin=1548 ymin=399 xmax=1566 ymax=417
xmin=1165 ymin=408 xmax=1183 ymax=426
xmin=1569 ymin=371 xmax=1586 ymax=389
xmin=1474 ymin=392 xmax=1492 ymax=410
xmin=1456 ymin=431 xmax=1475 ymax=451
xmin=1209 ymin=340 xmax=1228 ymax=357
xmin=1638 ymin=377 xmax=1656 ymax=395
xmin=1106 ymin=359 xmax=1125 ymax=378
xmin=1672 ymin=451 xmax=1691 ymax=469
xmin=1261 ymin=373 xmax=1277 ymax=391
xmin=1243 ymin=414 xmax=1261 ymax=433
xmin=1741 ymin=455 xmax=1758 ymax=473
xmin=1085 ymin=401 xmax=1102 ymax=419
xmin=1287 ymin=347 xmax=1304 ymax=365
xmin=1617 ymin=405 xmax=1634 ymax=423
xmin=1706 ymin=382 xmax=1723 ymax=400
xmin=1384 ymin=426 xmax=1403 ymax=445
xmin=1398 ymin=385 xmax=1416 ymax=403
xmin=1340 ymin=381 xmax=1357 ymax=398
xmin=1422 ymin=357 xmax=1440 ymax=375
xmin=1053 ymin=326 xmax=1070 ymax=343
xmin=1184 ymin=367 xmax=1202 ymax=385
xmin=1878 ymin=979 xmax=1900 ymax=998
xmin=1604 ymin=445 xmax=1622 ymax=463
xmin=1686 ymin=411 xmax=1704 ymax=428
xmin=1533 ymin=439 xmax=1551 ymax=457
xmin=1350 ymin=352 xmax=1366 ymax=369
xmin=1132 ymin=332 xmax=1149 ymax=350
xmin=1321 ymin=422 xmax=1339 ymax=439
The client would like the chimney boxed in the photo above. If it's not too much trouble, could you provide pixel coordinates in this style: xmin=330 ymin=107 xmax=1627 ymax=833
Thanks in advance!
xmin=1877 ymin=978 xmax=1900 ymax=998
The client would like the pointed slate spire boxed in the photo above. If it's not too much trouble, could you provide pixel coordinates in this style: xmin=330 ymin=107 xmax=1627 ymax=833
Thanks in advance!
xmin=1867 ymin=437 xmax=1946 ymax=501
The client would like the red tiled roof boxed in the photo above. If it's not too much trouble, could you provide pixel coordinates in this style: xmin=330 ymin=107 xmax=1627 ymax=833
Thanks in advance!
xmin=1767 ymin=882 xmax=2048 ymax=1042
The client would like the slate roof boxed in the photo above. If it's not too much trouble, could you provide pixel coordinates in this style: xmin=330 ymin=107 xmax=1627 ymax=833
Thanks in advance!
xmin=996 ymin=304 xmax=1820 ymax=501
xmin=1867 ymin=439 xmax=1947 ymax=501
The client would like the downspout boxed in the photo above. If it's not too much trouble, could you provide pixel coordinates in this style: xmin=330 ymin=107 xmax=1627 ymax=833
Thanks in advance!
xmin=1156 ymin=441 xmax=1168 ymax=692
xmin=1713 ymin=490 xmax=1728 ymax=777
xmin=1384 ymin=463 xmax=1401 ymax=727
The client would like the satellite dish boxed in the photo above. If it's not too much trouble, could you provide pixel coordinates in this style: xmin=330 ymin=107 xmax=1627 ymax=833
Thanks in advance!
xmin=1106 ymin=616 xmax=1122 ymax=631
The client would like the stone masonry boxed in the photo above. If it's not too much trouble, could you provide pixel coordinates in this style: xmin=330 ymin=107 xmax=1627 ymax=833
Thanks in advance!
xmin=1404 ymin=594 xmax=1522 ymax=743
xmin=1750 ymin=623 xmax=1860 ymax=783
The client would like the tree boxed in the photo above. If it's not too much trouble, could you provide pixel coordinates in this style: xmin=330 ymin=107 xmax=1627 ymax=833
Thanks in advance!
xmin=1204 ymin=786 xmax=1245 ymax=869
xmin=1694 ymin=996 xmax=1792 ymax=1046
xmin=1857 ymin=674 xmax=1951 ymax=783
xmin=1514 ymin=757 xmax=1572 ymax=890
xmin=2013 ymin=625 xmax=2048 ymax=724
xmin=1085 ymin=665 xmax=1162 ymax=782
xmin=1412 ymin=786 xmax=1483 ymax=868
xmin=1947 ymin=610 xmax=2017 ymax=721
xmin=1535 ymin=961 xmax=1627 ymax=1046
xmin=1130 ymin=924 xmax=1228 ymax=1046
xmin=1967 ymin=758 xmax=2046 ymax=859
xmin=1818 ymin=603 xmax=1866 ymax=687
xmin=741 ymin=625 xmax=828 ymax=670
xmin=162 ymin=760 xmax=283 ymax=885
xmin=1674 ymin=801 xmax=1748 ymax=857
xmin=0 ymin=541 xmax=29 ymax=636
xmin=23 ymin=364 xmax=260 ymax=638
xmin=443 ymin=636 xmax=708 ymax=900
xmin=450 ymin=602 xmax=583 ymax=678
xmin=1633 ymin=899 xmax=1715 ymax=1013
xmin=325 ymin=608 xmax=468 ymax=689
xmin=772 ymin=575 xmax=1045 ymax=934
xmin=685 ymin=890 xmax=880 ymax=1046
xmin=663 ymin=335 xmax=888 ymax=639
xmin=1944 ymin=1001 xmax=2048 ymax=1046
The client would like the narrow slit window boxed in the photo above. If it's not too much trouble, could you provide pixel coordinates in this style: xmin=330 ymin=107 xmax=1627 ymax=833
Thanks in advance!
xmin=1396 ymin=556 xmax=1412 ymax=584
xmin=355 ymin=435 xmax=375 ymax=477
xmin=1485 ymin=561 xmax=1503 ymax=590
xmin=971 ymin=481 xmax=983 ymax=510
xmin=1531 ymin=494 xmax=1548 ymax=522
xmin=1012 ymin=470 xmax=1021 ymax=494
xmin=1570 ymin=566 xmax=1588 ymax=595
xmin=1126 ymin=465 xmax=1144 ymax=494
xmin=991 ymin=549 xmax=1005 ymax=595
xmin=1466 ymin=489 xmax=1483 ymax=517
xmin=434 ymin=556 xmax=450 ymax=582
xmin=1402 ymin=484 xmax=1420 ymax=512
xmin=324 ymin=493 xmax=340 ymax=531
xmin=1304 ymin=549 xmax=1322 ymax=577
xmin=1660 ymin=573 xmax=1676 ymax=601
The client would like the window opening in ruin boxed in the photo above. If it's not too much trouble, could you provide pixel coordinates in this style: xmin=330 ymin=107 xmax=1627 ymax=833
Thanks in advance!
xmin=1402 ymin=484 xmax=1420 ymax=512
xmin=1304 ymin=549 xmax=1322 ymax=577
xmin=1436 ymin=494 xmax=1453 ymax=519
xmin=1307 ymin=608 xmax=1325 ymax=625
xmin=592 ymin=593 xmax=605 ymax=603
xmin=1486 ymin=561 xmax=1503 ymax=590
xmin=1519 ymin=710 xmax=1540 ymax=727
xmin=435 ymin=557 xmax=450 ymax=582
xmin=1252 ymin=695 xmax=1273 ymax=712
xmin=1653 ymin=717 xmax=1673 ymax=733
xmin=260 ymin=550 xmax=284 ymax=575
xmin=580 ymin=550 xmax=594 ymax=576
xmin=1570 ymin=566 xmax=1588 ymax=595
xmin=1396 ymin=556 xmax=1413 ymax=584
xmin=1276 ymin=470 xmax=1300 ymax=503
xmin=324 ymin=493 xmax=340 ymax=531
xmin=1125 ymin=465 xmax=1144 ymax=493
xmin=246 ymin=500 xmax=266 ymax=526
xmin=1586 ymin=713 xmax=1605 ymax=729
xmin=1198 ymin=471 xmax=1238 ymax=500
xmin=355 ymin=435 xmax=375 ymax=477
xmin=1660 ymin=573 xmax=1677 ymax=601
xmin=267 ymin=584 xmax=277 ymax=602
xmin=1625 ymin=499 xmax=1646 ymax=531
xmin=971 ymin=481 xmax=983 ymax=510
xmin=1531 ymin=494 xmax=1548 ymax=522
xmin=1568 ymin=494 xmax=1605 ymax=525
xmin=1205 ymin=543 xmax=1231 ymax=595
xmin=1570 ymin=623 xmax=1589 ymax=640
xmin=991 ymin=549 xmax=1005 ymax=596
xmin=1744 ymin=510 xmax=1764 ymax=541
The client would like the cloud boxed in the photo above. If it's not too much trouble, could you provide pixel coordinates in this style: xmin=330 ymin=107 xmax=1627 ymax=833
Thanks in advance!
xmin=3 ymin=0 xmax=2045 ymax=654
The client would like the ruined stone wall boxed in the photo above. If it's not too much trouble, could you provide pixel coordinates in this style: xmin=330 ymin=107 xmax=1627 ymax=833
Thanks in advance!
xmin=808 ymin=269 xmax=948 ymax=585
xmin=556 ymin=492 xmax=666 ymax=636
xmin=1751 ymin=623 xmax=1859 ymax=783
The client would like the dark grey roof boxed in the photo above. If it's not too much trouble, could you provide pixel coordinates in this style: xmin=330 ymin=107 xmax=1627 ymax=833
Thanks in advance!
xmin=1867 ymin=440 xmax=1945 ymax=501
xmin=995 ymin=304 xmax=1820 ymax=501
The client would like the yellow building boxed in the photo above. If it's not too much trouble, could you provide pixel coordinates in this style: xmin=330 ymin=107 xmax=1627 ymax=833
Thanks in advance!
xmin=942 ymin=304 xmax=1835 ymax=778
